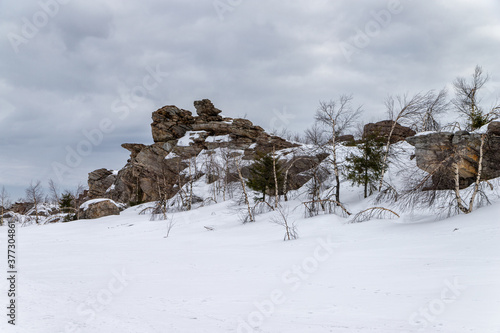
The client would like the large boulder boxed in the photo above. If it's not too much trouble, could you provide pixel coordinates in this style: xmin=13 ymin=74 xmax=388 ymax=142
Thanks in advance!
xmin=79 ymin=199 xmax=120 ymax=220
xmin=151 ymin=106 xmax=195 ymax=142
xmin=194 ymin=99 xmax=223 ymax=122
xmin=406 ymin=121 xmax=500 ymax=189
xmin=363 ymin=120 xmax=416 ymax=144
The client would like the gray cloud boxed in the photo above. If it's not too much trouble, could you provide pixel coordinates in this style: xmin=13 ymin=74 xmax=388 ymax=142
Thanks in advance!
xmin=1 ymin=0 xmax=500 ymax=199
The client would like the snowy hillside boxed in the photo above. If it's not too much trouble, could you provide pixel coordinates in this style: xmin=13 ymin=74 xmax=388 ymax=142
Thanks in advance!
xmin=1 ymin=179 xmax=500 ymax=332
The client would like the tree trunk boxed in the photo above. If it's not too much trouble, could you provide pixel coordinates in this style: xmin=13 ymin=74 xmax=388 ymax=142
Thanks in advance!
xmin=364 ymin=169 xmax=368 ymax=198
xmin=235 ymin=158 xmax=254 ymax=222
xmin=378 ymin=121 xmax=397 ymax=191
xmin=273 ymin=146 xmax=279 ymax=208
xmin=331 ymin=123 xmax=340 ymax=202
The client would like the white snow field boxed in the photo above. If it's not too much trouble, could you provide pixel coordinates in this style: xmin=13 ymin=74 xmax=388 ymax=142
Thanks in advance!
xmin=1 ymin=193 xmax=499 ymax=333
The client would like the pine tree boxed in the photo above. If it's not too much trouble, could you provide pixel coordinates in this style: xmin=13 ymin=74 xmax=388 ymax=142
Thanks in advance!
xmin=345 ymin=137 xmax=386 ymax=198
xmin=59 ymin=192 xmax=74 ymax=212
xmin=246 ymin=152 xmax=284 ymax=202
xmin=59 ymin=192 xmax=75 ymax=221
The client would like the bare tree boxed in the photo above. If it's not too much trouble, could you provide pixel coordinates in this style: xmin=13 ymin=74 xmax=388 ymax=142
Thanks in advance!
xmin=272 ymin=146 xmax=279 ymax=208
xmin=304 ymin=123 xmax=328 ymax=146
xmin=72 ymin=184 xmax=86 ymax=220
xmin=315 ymin=95 xmax=363 ymax=202
xmin=350 ymin=207 xmax=400 ymax=223
xmin=453 ymin=134 xmax=487 ymax=214
xmin=418 ymin=88 xmax=450 ymax=132
xmin=174 ymin=157 xmax=196 ymax=212
xmin=204 ymin=149 xmax=222 ymax=204
xmin=282 ymin=148 xmax=308 ymax=202
xmin=164 ymin=217 xmax=176 ymax=238
xmin=271 ymin=205 xmax=298 ymax=241
xmin=48 ymin=179 xmax=60 ymax=205
xmin=147 ymin=161 xmax=180 ymax=219
xmin=25 ymin=180 xmax=44 ymax=224
xmin=378 ymin=92 xmax=432 ymax=190
xmin=0 ymin=186 xmax=10 ymax=226
xmin=221 ymin=148 xmax=236 ymax=201
xmin=271 ymin=127 xmax=304 ymax=143
xmin=453 ymin=65 xmax=500 ymax=131
xmin=235 ymin=156 xmax=254 ymax=223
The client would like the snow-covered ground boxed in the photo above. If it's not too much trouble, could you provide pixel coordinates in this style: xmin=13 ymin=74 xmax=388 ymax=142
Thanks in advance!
xmin=1 ymin=141 xmax=500 ymax=332
xmin=1 ymin=193 xmax=499 ymax=332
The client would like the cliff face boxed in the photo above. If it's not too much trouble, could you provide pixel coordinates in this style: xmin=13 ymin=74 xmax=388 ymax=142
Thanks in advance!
xmin=87 ymin=99 xmax=323 ymax=204
xmin=406 ymin=121 xmax=500 ymax=190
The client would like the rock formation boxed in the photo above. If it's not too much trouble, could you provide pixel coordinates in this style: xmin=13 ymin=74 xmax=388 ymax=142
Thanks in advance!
xmin=88 ymin=99 xmax=325 ymax=204
xmin=363 ymin=120 xmax=416 ymax=143
xmin=406 ymin=121 xmax=500 ymax=189
xmin=79 ymin=199 xmax=121 ymax=219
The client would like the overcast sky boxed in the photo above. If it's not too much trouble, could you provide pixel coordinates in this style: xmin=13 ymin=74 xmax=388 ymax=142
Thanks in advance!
xmin=1 ymin=0 xmax=500 ymax=200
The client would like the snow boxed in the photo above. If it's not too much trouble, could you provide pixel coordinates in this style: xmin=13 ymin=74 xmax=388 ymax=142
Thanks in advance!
xmin=105 ymin=184 xmax=116 ymax=193
xmin=473 ymin=123 xmax=490 ymax=134
xmin=1 ymin=143 xmax=500 ymax=332
xmin=413 ymin=130 xmax=438 ymax=136
xmin=206 ymin=134 xmax=230 ymax=142
xmin=2 ymin=196 xmax=500 ymax=332
xmin=79 ymin=198 xmax=119 ymax=211
xmin=177 ymin=131 xmax=208 ymax=147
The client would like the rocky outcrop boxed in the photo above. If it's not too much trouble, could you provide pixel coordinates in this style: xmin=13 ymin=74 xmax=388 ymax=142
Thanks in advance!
xmin=79 ymin=199 xmax=120 ymax=219
xmin=87 ymin=99 xmax=322 ymax=204
xmin=11 ymin=202 xmax=33 ymax=214
xmin=363 ymin=120 xmax=416 ymax=143
xmin=406 ymin=121 xmax=500 ymax=189
xmin=337 ymin=135 xmax=355 ymax=143
xmin=88 ymin=169 xmax=116 ymax=198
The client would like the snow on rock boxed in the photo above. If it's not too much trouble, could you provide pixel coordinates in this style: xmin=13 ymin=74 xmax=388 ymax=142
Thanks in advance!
xmin=413 ymin=130 xmax=438 ymax=136
xmin=176 ymin=131 xmax=208 ymax=147
xmin=205 ymin=134 xmax=230 ymax=142
xmin=105 ymin=184 xmax=116 ymax=193
xmin=79 ymin=198 xmax=121 ymax=219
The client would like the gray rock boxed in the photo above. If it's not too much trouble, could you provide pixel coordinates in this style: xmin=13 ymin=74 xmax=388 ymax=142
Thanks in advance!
xmin=363 ymin=120 xmax=416 ymax=143
xmin=406 ymin=126 xmax=500 ymax=189
xmin=88 ymin=169 xmax=116 ymax=198
xmin=79 ymin=199 xmax=120 ymax=220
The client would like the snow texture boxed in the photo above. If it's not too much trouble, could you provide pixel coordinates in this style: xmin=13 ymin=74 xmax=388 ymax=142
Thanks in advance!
xmin=1 ymin=143 xmax=499 ymax=333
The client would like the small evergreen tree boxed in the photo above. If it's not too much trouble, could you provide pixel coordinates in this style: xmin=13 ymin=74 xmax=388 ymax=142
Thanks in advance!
xmin=59 ymin=192 xmax=75 ymax=221
xmin=344 ymin=137 xmax=386 ymax=198
xmin=246 ymin=152 xmax=284 ymax=202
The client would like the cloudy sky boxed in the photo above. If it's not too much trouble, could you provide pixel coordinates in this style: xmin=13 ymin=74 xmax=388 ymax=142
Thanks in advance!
xmin=1 ymin=0 xmax=500 ymax=200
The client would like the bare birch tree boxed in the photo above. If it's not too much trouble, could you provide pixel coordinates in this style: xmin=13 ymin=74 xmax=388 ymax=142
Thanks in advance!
xmin=418 ymin=88 xmax=450 ymax=132
xmin=315 ymin=95 xmax=362 ymax=203
xmin=378 ymin=92 xmax=432 ymax=190
xmin=272 ymin=146 xmax=279 ymax=208
xmin=452 ymin=134 xmax=487 ymax=214
xmin=271 ymin=205 xmax=298 ymax=241
xmin=235 ymin=156 xmax=254 ymax=223
xmin=0 ymin=186 xmax=10 ymax=226
xmin=453 ymin=65 xmax=500 ymax=131
xmin=48 ymin=179 xmax=60 ymax=205
xmin=25 ymin=180 xmax=44 ymax=224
